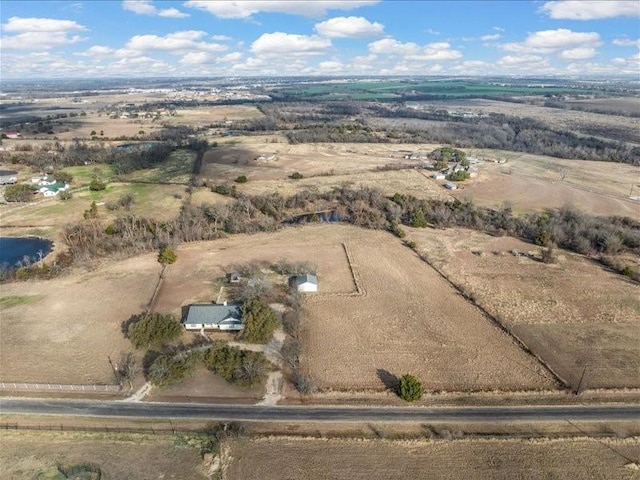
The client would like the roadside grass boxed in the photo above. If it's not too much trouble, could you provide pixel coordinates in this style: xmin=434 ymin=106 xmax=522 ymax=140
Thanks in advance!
xmin=0 ymin=295 xmax=40 ymax=310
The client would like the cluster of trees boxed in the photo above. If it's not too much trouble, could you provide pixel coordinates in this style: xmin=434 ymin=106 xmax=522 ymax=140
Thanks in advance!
xmin=106 ymin=194 xmax=134 ymax=211
xmin=125 ymin=312 xmax=182 ymax=349
xmin=240 ymin=299 xmax=281 ymax=344
xmin=204 ymin=340 xmax=269 ymax=387
xmin=258 ymin=102 xmax=638 ymax=165
xmin=148 ymin=349 xmax=203 ymax=387
xmin=54 ymin=186 xmax=639 ymax=284
xmin=4 ymin=183 xmax=37 ymax=202
xmin=123 ymin=310 xmax=270 ymax=388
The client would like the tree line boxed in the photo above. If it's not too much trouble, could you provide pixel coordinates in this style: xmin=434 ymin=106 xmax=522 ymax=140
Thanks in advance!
xmin=53 ymin=186 xmax=640 ymax=282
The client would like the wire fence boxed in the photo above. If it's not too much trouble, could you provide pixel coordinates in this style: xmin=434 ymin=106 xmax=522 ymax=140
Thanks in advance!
xmin=0 ymin=422 xmax=194 ymax=435
xmin=0 ymin=382 xmax=121 ymax=392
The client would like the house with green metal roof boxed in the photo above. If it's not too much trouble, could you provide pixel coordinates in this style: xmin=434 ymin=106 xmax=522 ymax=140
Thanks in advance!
xmin=182 ymin=303 xmax=243 ymax=331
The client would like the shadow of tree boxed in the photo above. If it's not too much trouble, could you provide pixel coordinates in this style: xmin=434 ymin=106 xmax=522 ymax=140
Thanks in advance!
xmin=121 ymin=313 xmax=142 ymax=338
xmin=376 ymin=368 xmax=399 ymax=393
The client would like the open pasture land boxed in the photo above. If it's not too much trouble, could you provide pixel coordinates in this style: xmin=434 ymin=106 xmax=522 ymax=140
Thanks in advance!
xmin=409 ymin=228 xmax=640 ymax=389
xmin=190 ymin=187 xmax=236 ymax=207
xmin=0 ymin=182 xmax=185 ymax=232
xmin=562 ymin=97 xmax=640 ymax=116
xmin=454 ymin=154 xmax=640 ymax=219
xmin=417 ymin=98 xmax=640 ymax=144
xmin=235 ymin=168 xmax=450 ymax=201
xmin=200 ymin=141 xmax=438 ymax=183
xmin=119 ymin=148 xmax=196 ymax=184
xmin=0 ymin=430 xmax=207 ymax=480
xmin=52 ymin=114 xmax=165 ymax=141
xmin=153 ymin=226 xmax=357 ymax=316
xmin=293 ymin=226 xmax=555 ymax=392
xmin=226 ymin=437 xmax=640 ymax=480
xmin=0 ymin=253 xmax=161 ymax=384
xmin=163 ymin=105 xmax=263 ymax=127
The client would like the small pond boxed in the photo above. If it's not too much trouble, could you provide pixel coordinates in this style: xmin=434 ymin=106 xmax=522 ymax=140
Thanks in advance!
xmin=115 ymin=142 xmax=159 ymax=151
xmin=0 ymin=237 xmax=53 ymax=269
xmin=287 ymin=211 xmax=343 ymax=224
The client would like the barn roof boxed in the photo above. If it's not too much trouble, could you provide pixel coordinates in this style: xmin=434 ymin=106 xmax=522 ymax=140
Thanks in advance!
xmin=293 ymin=274 xmax=317 ymax=286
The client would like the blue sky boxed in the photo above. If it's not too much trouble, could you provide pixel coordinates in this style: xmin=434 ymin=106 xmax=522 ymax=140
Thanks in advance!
xmin=1 ymin=0 xmax=638 ymax=78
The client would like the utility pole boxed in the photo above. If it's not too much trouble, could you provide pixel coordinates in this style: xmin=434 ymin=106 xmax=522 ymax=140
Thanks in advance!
xmin=575 ymin=365 xmax=587 ymax=395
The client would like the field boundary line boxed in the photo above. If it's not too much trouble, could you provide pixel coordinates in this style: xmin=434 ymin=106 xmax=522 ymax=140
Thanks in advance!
xmin=0 ymin=423 xmax=187 ymax=435
xmin=147 ymin=264 xmax=167 ymax=312
xmin=341 ymin=242 xmax=364 ymax=296
xmin=413 ymin=247 xmax=571 ymax=391
xmin=0 ymin=382 xmax=121 ymax=392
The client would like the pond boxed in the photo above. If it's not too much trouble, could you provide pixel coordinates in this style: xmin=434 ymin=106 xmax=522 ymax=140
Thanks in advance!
xmin=115 ymin=142 xmax=159 ymax=151
xmin=0 ymin=237 xmax=53 ymax=269
xmin=287 ymin=210 xmax=343 ymax=224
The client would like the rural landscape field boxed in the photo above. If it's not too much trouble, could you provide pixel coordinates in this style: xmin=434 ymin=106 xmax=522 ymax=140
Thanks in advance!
xmin=1 ymin=0 xmax=640 ymax=475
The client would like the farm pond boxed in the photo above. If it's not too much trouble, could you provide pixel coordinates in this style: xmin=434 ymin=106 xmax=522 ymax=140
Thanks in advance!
xmin=0 ymin=237 xmax=53 ymax=269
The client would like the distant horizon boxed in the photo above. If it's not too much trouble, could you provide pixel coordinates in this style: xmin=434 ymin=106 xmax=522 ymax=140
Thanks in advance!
xmin=1 ymin=0 xmax=639 ymax=80
xmin=2 ymin=73 xmax=639 ymax=85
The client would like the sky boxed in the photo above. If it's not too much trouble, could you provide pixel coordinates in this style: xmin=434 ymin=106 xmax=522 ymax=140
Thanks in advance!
xmin=0 ymin=0 xmax=639 ymax=79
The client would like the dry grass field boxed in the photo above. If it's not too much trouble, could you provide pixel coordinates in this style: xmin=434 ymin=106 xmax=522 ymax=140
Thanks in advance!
xmin=425 ymin=98 xmax=640 ymax=143
xmin=0 ymin=182 xmax=185 ymax=232
xmin=164 ymin=105 xmax=263 ymax=126
xmin=297 ymin=225 xmax=555 ymax=392
xmin=200 ymin=141 xmax=439 ymax=184
xmin=153 ymin=226 xmax=357 ymax=317
xmin=408 ymin=227 xmax=640 ymax=389
xmin=0 ymin=430 xmax=207 ymax=480
xmin=236 ymin=168 xmax=450 ymax=200
xmin=118 ymin=148 xmax=196 ymax=184
xmin=225 ymin=437 xmax=640 ymax=480
xmin=453 ymin=154 xmax=640 ymax=219
xmin=0 ymin=253 xmax=162 ymax=384
xmin=190 ymin=187 xmax=236 ymax=207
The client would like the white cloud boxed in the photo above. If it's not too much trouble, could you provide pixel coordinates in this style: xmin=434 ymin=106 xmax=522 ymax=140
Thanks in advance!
xmin=541 ymin=1 xmax=639 ymax=20
xmin=158 ymin=8 xmax=190 ymax=18
xmin=124 ymin=30 xmax=227 ymax=55
xmin=480 ymin=33 xmax=502 ymax=41
xmin=76 ymin=45 xmax=115 ymax=57
xmin=426 ymin=29 xmax=441 ymax=35
xmin=220 ymin=52 xmax=242 ymax=62
xmin=318 ymin=60 xmax=345 ymax=72
xmin=559 ymin=47 xmax=596 ymax=59
xmin=211 ymin=34 xmax=232 ymax=41
xmin=493 ymin=26 xmax=505 ymax=32
xmin=315 ymin=16 xmax=384 ymax=38
xmin=368 ymin=38 xmax=419 ymax=55
xmin=497 ymin=54 xmax=545 ymax=65
xmin=122 ymin=0 xmax=189 ymax=18
xmin=613 ymin=38 xmax=640 ymax=47
xmin=251 ymin=32 xmax=331 ymax=55
xmin=184 ymin=0 xmax=379 ymax=18
xmin=180 ymin=52 xmax=213 ymax=64
xmin=368 ymin=38 xmax=462 ymax=60
xmin=502 ymin=29 xmax=601 ymax=54
xmin=1 ymin=17 xmax=87 ymax=50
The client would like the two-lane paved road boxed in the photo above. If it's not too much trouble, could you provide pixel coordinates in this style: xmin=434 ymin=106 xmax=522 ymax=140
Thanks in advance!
xmin=2 ymin=399 xmax=640 ymax=423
